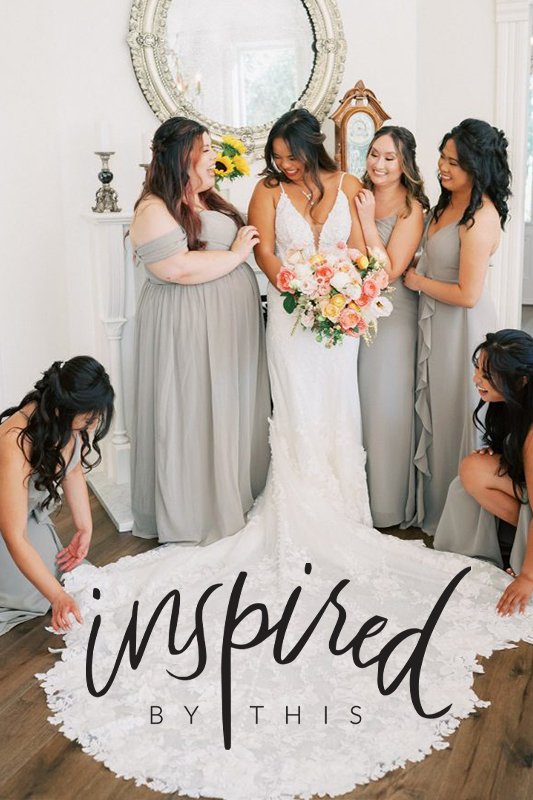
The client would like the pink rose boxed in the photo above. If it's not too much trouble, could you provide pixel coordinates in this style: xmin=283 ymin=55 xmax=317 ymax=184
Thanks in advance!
xmin=336 ymin=241 xmax=348 ymax=250
xmin=362 ymin=277 xmax=379 ymax=300
xmin=374 ymin=269 xmax=389 ymax=290
xmin=277 ymin=268 xmax=296 ymax=293
xmin=348 ymin=248 xmax=362 ymax=261
xmin=339 ymin=308 xmax=360 ymax=332
xmin=317 ymin=281 xmax=331 ymax=296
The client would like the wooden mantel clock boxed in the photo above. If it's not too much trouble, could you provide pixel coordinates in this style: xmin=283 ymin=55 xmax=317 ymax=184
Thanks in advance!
xmin=330 ymin=80 xmax=390 ymax=178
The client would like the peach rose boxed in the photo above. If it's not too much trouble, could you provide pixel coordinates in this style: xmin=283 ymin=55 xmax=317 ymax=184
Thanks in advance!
xmin=362 ymin=277 xmax=379 ymax=300
xmin=315 ymin=266 xmax=333 ymax=281
xmin=277 ymin=268 xmax=296 ymax=293
xmin=339 ymin=307 xmax=360 ymax=332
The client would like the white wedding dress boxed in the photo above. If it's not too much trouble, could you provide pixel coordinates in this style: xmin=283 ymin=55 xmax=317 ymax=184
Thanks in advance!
xmin=40 ymin=185 xmax=532 ymax=800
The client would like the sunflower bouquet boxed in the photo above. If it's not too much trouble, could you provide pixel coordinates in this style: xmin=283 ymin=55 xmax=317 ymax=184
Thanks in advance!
xmin=214 ymin=135 xmax=251 ymax=190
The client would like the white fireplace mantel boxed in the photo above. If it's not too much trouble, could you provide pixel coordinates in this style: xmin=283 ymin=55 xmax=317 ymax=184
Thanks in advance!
xmin=85 ymin=211 xmax=134 ymax=532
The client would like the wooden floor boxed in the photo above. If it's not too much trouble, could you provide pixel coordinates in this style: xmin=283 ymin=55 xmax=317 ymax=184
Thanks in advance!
xmin=1 ymin=495 xmax=532 ymax=800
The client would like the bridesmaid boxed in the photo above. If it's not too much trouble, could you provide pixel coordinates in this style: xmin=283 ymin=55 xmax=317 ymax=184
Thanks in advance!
xmin=434 ymin=330 xmax=533 ymax=616
xmin=404 ymin=118 xmax=511 ymax=534
xmin=129 ymin=117 xmax=270 ymax=545
xmin=0 ymin=357 xmax=114 ymax=634
xmin=356 ymin=126 xmax=429 ymax=528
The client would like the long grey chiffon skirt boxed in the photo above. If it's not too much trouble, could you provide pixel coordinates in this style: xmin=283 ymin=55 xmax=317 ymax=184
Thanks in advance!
xmin=131 ymin=263 xmax=270 ymax=545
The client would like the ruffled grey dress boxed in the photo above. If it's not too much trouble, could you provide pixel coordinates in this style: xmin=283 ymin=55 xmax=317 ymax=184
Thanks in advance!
xmin=434 ymin=477 xmax=530 ymax=576
xmin=358 ymin=215 xmax=418 ymax=527
xmin=412 ymin=220 xmax=498 ymax=534
xmin=0 ymin=435 xmax=81 ymax=636
xmin=131 ymin=211 xmax=270 ymax=545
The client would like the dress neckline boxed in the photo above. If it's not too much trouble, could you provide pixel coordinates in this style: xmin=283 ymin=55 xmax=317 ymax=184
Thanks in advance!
xmin=427 ymin=219 xmax=459 ymax=242
xmin=278 ymin=177 xmax=347 ymax=251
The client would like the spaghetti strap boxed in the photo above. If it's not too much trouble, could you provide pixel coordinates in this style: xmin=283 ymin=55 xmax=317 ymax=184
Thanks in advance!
xmin=338 ymin=172 xmax=345 ymax=191
xmin=279 ymin=182 xmax=287 ymax=196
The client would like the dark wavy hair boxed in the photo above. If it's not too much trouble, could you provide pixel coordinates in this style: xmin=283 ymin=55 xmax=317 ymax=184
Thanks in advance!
xmin=260 ymin=108 xmax=338 ymax=218
xmin=362 ymin=126 xmax=430 ymax=217
xmin=472 ymin=329 xmax=533 ymax=498
xmin=134 ymin=116 xmax=243 ymax=250
xmin=433 ymin=118 xmax=511 ymax=230
xmin=0 ymin=356 xmax=114 ymax=509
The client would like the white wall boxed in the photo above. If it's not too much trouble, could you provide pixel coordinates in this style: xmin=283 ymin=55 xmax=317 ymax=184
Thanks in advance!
xmin=0 ymin=0 xmax=503 ymax=408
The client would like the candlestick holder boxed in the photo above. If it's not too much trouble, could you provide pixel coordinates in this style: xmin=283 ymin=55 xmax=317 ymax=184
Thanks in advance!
xmin=92 ymin=152 xmax=121 ymax=213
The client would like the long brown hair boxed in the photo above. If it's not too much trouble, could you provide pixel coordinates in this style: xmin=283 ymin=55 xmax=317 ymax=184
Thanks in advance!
xmin=260 ymin=109 xmax=338 ymax=219
xmin=135 ymin=117 xmax=243 ymax=250
xmin=362 ymin=126 xmax=430 ymax=217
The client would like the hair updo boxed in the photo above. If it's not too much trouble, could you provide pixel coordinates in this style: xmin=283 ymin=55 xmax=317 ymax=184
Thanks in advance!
xmin=0 ymin=356 xmax=114 ymax=508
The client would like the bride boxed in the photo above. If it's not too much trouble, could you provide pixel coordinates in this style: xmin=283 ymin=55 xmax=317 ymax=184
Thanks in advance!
xmin=41 ymin=112 xmax=532 ymax=800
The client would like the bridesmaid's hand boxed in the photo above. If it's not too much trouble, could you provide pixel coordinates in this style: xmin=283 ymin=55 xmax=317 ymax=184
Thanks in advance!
xmin=403 ymin=267 xmax=423 ymax=292
xmin=231 ymin=225 xmax=260 ymax=261
xmin=496 ymin=574 xmax=533 ymax=616
xmin=354 ymin=189 xmax=376 ymax=226
xmin=56 ymin=529 xmax=91 ymax=572
xmin=50 ymin=589 xmax=83 ymax=632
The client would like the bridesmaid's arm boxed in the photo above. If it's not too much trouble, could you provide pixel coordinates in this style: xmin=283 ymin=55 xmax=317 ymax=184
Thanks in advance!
xmin=404 ymin=205 xmax=500 ymax=307
xmin=356 ymin=191 xmax=425 ymax=281
xmin=131 ymin=201 xmax=258 ymax=285
xmin=0 ymin=433 xmax=82 ymax=630
xmin=248 ymin=181 xmax=283 ymax=287
xmin=496 ymin=429 xmax=533 ymax=616
xmin=343 ymin=175 xmax=366 ymax=254
xmin=55 ymin=462 xmax=92 ymax=573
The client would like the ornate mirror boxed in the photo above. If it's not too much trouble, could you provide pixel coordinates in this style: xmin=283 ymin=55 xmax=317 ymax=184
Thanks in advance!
xmin=128 ymin=0 xmax=346 ymax=156
xmin=331 ymin=81 xmax=390 ymax=178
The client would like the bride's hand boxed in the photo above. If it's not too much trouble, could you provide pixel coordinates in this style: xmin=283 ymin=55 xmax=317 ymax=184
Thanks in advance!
xmin=231 ymin=226 xmax=260 ymax=261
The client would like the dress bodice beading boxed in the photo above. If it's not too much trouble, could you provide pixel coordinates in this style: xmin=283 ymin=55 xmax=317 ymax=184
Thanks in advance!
xmin=274 ymin=179 xmax=352 ymax=262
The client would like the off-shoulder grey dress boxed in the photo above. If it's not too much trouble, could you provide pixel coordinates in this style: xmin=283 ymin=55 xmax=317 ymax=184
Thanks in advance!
xmin=131 ymin=211 xmax=270 ymax=544
xmin=358 ymin=215 xmax=417 ymax=527
xmin=0 ymin=435 xmax=81 ymax=636
xmin=412 ymin=220 xmax=498 ymax=534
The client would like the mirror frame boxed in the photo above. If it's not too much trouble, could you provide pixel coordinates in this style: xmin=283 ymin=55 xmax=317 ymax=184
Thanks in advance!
xmin=127 ymin=0 xmax=346 ymax=157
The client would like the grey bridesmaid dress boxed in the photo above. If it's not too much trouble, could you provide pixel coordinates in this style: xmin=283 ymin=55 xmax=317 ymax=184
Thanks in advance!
xmin=131 ymin=211 xmax=270 ymax=545
xmin=358 ymin=215 xmax=417 ymax=527
xmin=412 ymin=221 xmax=498 ymax=534
xmin=0 ymin=435 xmax=81 ymax=635
xmin=434 ymin=476 xmax=530 ymax=576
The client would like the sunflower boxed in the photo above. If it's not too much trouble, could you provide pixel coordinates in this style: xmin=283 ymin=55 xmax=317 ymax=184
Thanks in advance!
xmin=232 ymin=154 xmax=250 ymax=176
xmin=221 ymin=135 xmax=246 ymax=155
xmin=214 ymin=154 xmax=233 ymax=177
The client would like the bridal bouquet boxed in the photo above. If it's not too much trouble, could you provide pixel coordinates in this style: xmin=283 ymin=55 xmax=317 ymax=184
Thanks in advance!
xmin=214 ymin=135 xmax=250 ymax=190
xmin=277 ymin=243 xmax=393 ymax=347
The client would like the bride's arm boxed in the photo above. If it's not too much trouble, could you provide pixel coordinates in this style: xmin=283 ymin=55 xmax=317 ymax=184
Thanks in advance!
xmin=248 ymin=181 xmax=283 ymax=287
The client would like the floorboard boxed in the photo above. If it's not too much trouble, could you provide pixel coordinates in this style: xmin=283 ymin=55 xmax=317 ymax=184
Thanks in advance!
xmin=0 ymin=494 xmax=531 ymax=800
